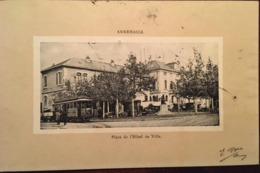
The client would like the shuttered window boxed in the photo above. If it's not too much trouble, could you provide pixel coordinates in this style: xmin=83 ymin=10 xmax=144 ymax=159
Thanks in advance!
xmin=56 ymin=72 xmax=62 ymax=85
xmin=76 ymin=72 xmax=82 ymax=83
xmin=43 ymin=75 xmax=47 ymax=87
xmin=170 ymin=81 xmax=174 ymax=89
xmin=164 ymin=80 xmax=167 ymax=89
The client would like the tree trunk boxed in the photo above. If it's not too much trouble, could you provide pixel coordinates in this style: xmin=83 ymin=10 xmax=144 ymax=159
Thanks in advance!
xmin=177 ymin=97 xmax=180 ymax=113
xmin=107 ymin=101 xmax=110 ymax=113
xmin=194 ymin=97 xmax=198 ymax=114
xmin=102 ymin=101 xmax=105 ymax=119
xmin=132 ymin=99 xmax=135 ymax=118
xmin=211 ymin=97 xmax=214 ymax=112
xmin=206 ymin=98 xmax=210 ymax=109
xmin=116 ymin=99 xmax=119 ymax=118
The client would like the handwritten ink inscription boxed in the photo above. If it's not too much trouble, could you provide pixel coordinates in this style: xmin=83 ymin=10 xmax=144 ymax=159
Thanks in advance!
xmin=219 ymin=147 xmax=247 ymax=162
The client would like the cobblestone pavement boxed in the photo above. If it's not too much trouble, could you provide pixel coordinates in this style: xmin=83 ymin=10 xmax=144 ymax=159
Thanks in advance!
xmin=40 ymin=113 xmax=219 ymax=130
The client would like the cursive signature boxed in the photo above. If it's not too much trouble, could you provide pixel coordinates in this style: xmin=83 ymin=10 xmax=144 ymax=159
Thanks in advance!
xmin=219 ymin=147 xmax=247 ymax=162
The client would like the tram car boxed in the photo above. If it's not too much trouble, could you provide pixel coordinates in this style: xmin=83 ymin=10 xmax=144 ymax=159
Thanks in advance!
xmin=53 ymin=96 xmax=93 ymax=122
xmin=41 ymin=108 xmax=55 ymax=122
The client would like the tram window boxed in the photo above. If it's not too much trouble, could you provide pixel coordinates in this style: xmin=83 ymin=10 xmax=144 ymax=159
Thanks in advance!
xmin=93 ymin=103 xmax=97 ymax=109
xmin=81 ymin=103 xmax=85 ymax=108
xmin=69 ymin=103 xmax=73 ymax=108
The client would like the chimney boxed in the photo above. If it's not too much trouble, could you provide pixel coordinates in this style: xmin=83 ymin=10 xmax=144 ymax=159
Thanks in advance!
xmin=110 ymin=60 xmax=115 ymax=66
xmin=85 ymin=56 xmax=91 ymax=62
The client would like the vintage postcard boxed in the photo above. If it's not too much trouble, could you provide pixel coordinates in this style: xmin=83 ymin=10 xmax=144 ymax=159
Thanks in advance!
xmin=0 ymin=0 xmax=258 ymax=171
xmin=34 ymin=36 xmax=223 ymax=134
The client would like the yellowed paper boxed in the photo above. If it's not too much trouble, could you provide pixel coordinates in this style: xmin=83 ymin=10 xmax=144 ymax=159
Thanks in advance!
xmin=0 ymin=0 xmax=258 ymax=171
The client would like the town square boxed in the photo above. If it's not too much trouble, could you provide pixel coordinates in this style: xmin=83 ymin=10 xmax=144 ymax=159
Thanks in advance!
xmin=39 ymin=38 xmax=220 ymax=129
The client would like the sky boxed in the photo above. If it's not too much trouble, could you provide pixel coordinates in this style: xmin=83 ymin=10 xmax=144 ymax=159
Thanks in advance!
xmin=40 ymin=41 xmax=219 ymax=70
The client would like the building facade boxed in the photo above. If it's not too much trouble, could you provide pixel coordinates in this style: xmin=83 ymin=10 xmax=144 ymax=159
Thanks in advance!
xmin=41 ymin=57 xmax=122 ymax=111
xmin=41 ymin=57 xmax=210 ymax=113
xmin=135 ymin=60 xmax=179 ymax=109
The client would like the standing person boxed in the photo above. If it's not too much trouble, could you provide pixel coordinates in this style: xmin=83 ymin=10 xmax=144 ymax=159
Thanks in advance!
xmin=57 ymin=109 xmax=62 ymax=125
xmin=98 ymin=107 xmax=102 ymax=119
xmin=63 ymin=110 xmax=68 ymax=126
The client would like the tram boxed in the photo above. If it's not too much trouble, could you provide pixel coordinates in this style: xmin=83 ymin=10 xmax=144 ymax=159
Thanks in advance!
xmin=53 ymin=96 xmax=93 ymax=122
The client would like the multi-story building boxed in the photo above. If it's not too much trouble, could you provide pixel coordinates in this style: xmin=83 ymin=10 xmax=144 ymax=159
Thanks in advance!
xmin=41 ymin=57 xmax=210 ymax=114
xmin=41 ymin=57 xmax=122 ymax=111
xmin=141 ymin=60 xmax=210 ymax=110
xmin=136 ymin=60 xmax=179 ymax=109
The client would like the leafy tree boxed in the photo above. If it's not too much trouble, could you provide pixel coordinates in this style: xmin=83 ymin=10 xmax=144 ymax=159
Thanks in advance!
xmin=204 ymin=58 xmax=219 ymax=111
xmin=170 ymin=82 xmax=181 ymax=113
xmin=54 ymin=80 xmax=76 ymax=101
xmin=121 ymin=53 xmax=155 ymax=117
xmin=53 ymin=53 xmax=157 ymax=118
xmin=53 ymin=70 xmax=130 ymax=119
xmin=175 ymin=48 xmax=207 ymax=113
xmin=90 ymin=72 xmax=130 ymax=118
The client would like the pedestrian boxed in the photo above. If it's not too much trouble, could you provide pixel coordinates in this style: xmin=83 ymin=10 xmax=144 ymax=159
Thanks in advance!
xmin=57 ymin=109 xmax=62 ymax=125
xmin=98 ymin=108 xmax=102 ymax=119
xmin=63 ymin=110 xmax=67 ymax=125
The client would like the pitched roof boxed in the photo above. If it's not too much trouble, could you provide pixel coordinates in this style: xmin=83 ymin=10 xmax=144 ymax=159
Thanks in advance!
xmin=147 ymin=60 xmax=176 ymax=72
xmin=41 ymin=59 xmax=70 ymax=72
xmin=41 ymin=57 xmax=123 ymax=73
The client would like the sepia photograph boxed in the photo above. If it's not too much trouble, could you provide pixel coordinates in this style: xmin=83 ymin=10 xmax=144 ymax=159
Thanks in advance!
xmin=36 ymin=37 xmax=222 ymax=131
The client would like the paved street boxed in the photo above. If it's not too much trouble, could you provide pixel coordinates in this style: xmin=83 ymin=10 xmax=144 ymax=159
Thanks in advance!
xmin=40 ymin=113 xmax=219 ymax=129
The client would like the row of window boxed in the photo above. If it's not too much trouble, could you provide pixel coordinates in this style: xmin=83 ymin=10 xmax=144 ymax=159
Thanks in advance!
xmin=164 ymin=72 xmax=173 ymax=76
xmin=76 ymin=72 xmax=87 ymax=83
xmin=44 ymin=94 xmax=176 ymax=107
xmin=43 ymin=72 xmax=62 ymax=87
xmin=43 ymin=95 xmax=89 ymax=107
xmin=145 ymin=95 xmax=171 ymax=102
xmin=152 ymin=80 xmax=174 ymax=90
xmin=43 ymin=72 xmax=88 ymax=87
xmin=43 ymin=71 xmax=173 ymax=90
